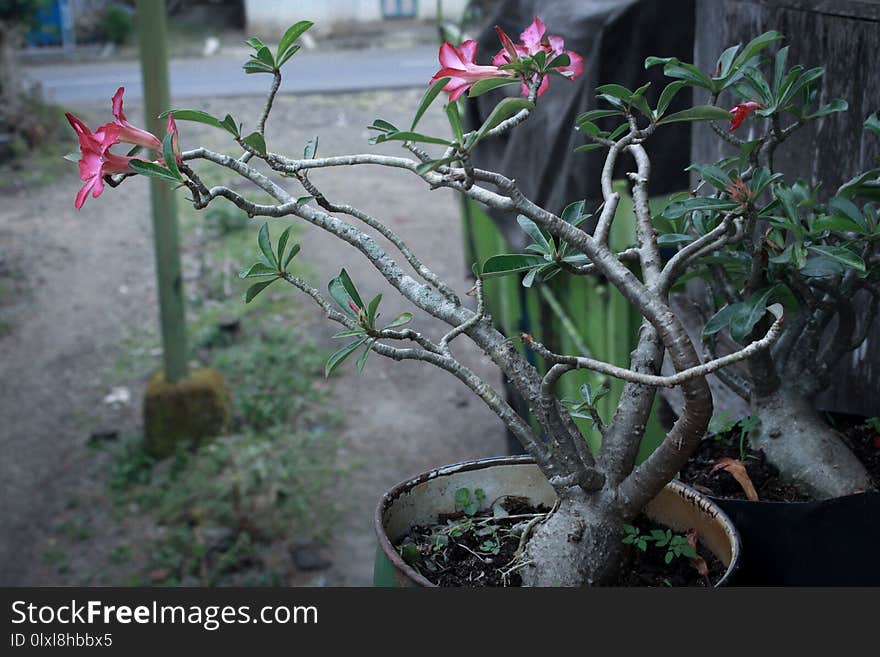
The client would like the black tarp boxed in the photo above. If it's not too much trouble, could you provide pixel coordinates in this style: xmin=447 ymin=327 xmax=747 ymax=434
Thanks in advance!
xmin=465 ymin=0 xmax=696 ymax=247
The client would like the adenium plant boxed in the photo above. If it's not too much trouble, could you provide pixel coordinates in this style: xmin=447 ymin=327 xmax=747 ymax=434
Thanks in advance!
xmin=642 ymin=39 xmax=880 ymax=498
xmin=66 ymin=19 xmax=877 ymax=586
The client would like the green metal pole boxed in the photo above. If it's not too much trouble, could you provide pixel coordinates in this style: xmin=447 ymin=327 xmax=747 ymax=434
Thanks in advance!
xmin=136 ymin=0 xmax=188 ymax=383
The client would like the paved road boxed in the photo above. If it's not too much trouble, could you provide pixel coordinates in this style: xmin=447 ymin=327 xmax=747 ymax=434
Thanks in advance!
xmin=25 ymin=46 xmax=439 ymax=105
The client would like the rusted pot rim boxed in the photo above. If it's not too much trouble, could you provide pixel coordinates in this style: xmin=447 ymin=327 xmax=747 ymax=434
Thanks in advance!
xmin=374 ymin=455 xmax=742 ymax=587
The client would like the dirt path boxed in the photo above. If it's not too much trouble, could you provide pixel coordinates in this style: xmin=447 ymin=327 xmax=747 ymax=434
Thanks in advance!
xmin=0 ymin=88 xmax=508 ymax=585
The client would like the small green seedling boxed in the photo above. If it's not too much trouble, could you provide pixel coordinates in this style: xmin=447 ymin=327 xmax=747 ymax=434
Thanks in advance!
xmin=623 ymin=524 xmax=698 ymax=564
xmin=454 ymin=487 xmax=486 ymax=517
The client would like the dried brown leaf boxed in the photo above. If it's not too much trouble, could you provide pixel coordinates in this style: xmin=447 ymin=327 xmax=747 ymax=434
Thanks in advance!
xmin=686 ymin=529 xmax=709 ymax=582
xmin=710 ymin=457 xmax=759 ymax=501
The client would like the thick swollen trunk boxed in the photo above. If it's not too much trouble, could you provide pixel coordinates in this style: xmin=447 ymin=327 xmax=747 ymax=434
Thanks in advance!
xmin=520 ymin=490 xmax=626 ymax=587
xmin=751 ymin=387 xmax=874 ymax=499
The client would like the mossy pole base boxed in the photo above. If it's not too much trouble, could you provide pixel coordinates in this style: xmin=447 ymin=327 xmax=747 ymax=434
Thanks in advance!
xmin=143 ymin=368 xmax=231 ymax=458
xmin=137 ymin=0 xmax=188 ymax=384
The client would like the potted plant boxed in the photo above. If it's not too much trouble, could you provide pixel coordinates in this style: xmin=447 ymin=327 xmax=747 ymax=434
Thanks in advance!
xmin=620 ymin=39 xmax=879 ymax=584
xmin=648 ymin=41 xmax=879 ymax=499
xmin=65 ymin=19 xmax=813 ymax=586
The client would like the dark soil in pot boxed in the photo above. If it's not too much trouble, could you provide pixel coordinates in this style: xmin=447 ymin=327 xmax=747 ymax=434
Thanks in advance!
xmin=680 ymin=413 xmax=879 ymax=501
xmin=395 ymin=498 xmax=724 ymax=587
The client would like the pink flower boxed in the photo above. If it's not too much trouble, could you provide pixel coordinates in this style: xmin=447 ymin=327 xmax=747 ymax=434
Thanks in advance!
xmin=65 ymin=113 xmax=142 ymax=209
xmin=430 ymin=40 xmax=511 ymax=101
xmin=729 ymin=101 xmax=761 ymax=131
xmin=492 ymin=17 xmax=584 ymax=97
xmin=111 ymin=87 xmax=162 ymax=150
xmin=66 ymin=88 xmax=173 ymax=209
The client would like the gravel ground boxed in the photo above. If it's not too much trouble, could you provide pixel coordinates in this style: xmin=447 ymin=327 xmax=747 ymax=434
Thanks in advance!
xmin=0 ymin=86 xmax=508 ymax=585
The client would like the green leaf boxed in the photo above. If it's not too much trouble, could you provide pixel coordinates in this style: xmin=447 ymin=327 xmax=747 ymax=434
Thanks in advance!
xmin=596 ymin=83 xmax=634 ymax=103
xmin=400 ymin=543 xmax=419 ymax=565
xmin=645 ymin=56 xmax=676 ymax=69
xmin=574 ymin=143 xmax=604 ymax=153
xmin=244 ymin=279 xmax=275 ymax=303
xmin=607 ymin=123 xmax=629 ymax=140
xmin=576 ymin=108 xmax=621 ymax=124
xmin=715 ymin=44 xmax=741 ymax=79
xmin=481 ymin=254 xmax=546 ymax=277
xmin=657 ymin=105 xmax=734 ymax=125
xmin=243 ymin=59 xmax=275 ymax=75
xmin=828 ymin=197 xmax=868 ymax=231
xmin=741 ymin=67 xmax=773 ymax=106
xmin=688 ymin=163 xmax=731 ymax=191
xmin=476 ymin=98 xmax=534 ymax=138
xmin=159 ymin=109 xmax=239 ymax=137
xmin=445 ymin=102 xmax=464 ymax=142
xmin=159 ymin=131 xmax=180 ymax=180
xmin=517 ymin=215 xmax=552 ymax=253
xmin=239 ymin=262 xmax=277 ymax=278
xmin=807 ymin=98 xmax=847 ymax=119
xmin=254 ymin=45 xmax=275 ymax=68
xmin=283 ymin=242 xmax=301 ymax=270
xmin=254 ymin=223 xmax=276 ymax=270
xmin=325 ymin=337 xmax=368 ymax=377
xmin=277 ymin=20 xmax=313 ymax=62
xmin=811 ymin=214 xmax=867 ymax=235
xmin=356 ymin=341 xmax=374 ymax=373
xmin=662 ymin=62 xmax=714 ymax=90
xmin=662 ymin=196 xmax=738 ymax=220
xmin=128 ymin=159 xmax=182 ymax=183
xmin=338 ymin=269 xmax=364 ymax=309
xmin=800 ymin=255 xmax=845 ymax=278
xmin=522 ymin=267 xmax=539 ymax=287
xmin=220 ymin=114 xmax=240 ymax=137
xmin=656 ymin=81 xmax=687 ymax=117
xmin=366 ymin=293 xmax=382 ymax=327
xmin=657 ymin=233 xmax=695 ymax=245
xmin=333 ymin=328 xmax=366 ymax=339
xmin=245 ymin=37 xmax=265 ymax=51
xmin=703 ymin=303 xmax=739 ymax=337
xmin=838 ymin=168 xmax=880 ymax=201
xmin=807 ymin=246 xmax=865 ymax=272
xmin=384 ymin=312 xmax=413 ymax=329
xmin=375 ymin=131 xmax=453 ymax=146
xmin=328 ymin=269 xmax=364 ymax=318
xmin=546 ymin=52 xmax=570 ymax=69
xmin=411 ymin=77 xmax=450 ymax=131
xmin=242 ymin=131 xmax=267 ymax=156
xmin=731 ymin=31 xmax=783 ymax=71
xmin=277 ymin=44 xmax=300 ymax=68
xmin=468 ymin=77 xmax=520 ymax=97
xmin=561 ymin=200 xmax=586 ymax=225
xmin=276 ymin=226 xmax=292 ymax=265
xmin=367 ymin=118 xmax=398 ymax=134
xmin=730 ymin=287 xmax=777 ymax=342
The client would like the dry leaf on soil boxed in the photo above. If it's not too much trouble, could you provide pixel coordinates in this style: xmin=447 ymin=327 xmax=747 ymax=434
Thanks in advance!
xmin=710 ymin=457 xmax=759 ymax=501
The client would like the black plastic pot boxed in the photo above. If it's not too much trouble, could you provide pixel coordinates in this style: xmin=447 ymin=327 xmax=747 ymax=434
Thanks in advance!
xmin=711 ymin=492 xmax=880 ymax=585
